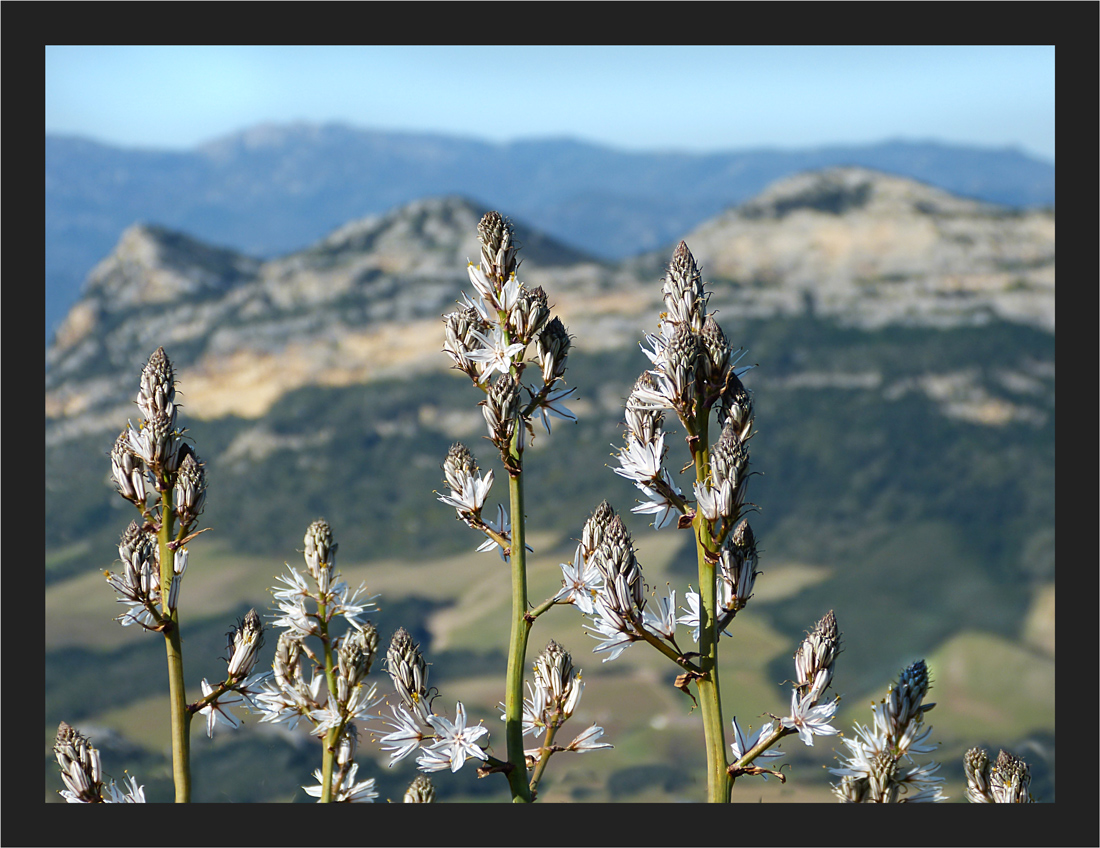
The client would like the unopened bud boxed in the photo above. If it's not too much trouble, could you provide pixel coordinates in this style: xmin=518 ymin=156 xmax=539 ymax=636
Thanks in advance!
xmin=535 ymin=316 xmax=570 ymax=384
xmin=662 ymin=241 xmax=707 ymax=332
xmin=226 ymin=609 xmax=265 ymax=679
xmin=136 ymin=347 xmax=177 ymax=425
xmin=404 ymin=774 xmax=436 ymax=803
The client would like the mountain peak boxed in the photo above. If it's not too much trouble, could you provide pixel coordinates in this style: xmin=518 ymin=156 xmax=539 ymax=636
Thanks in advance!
xmin=737 ymin=166 xmax=988 ymax=221
xmin=306 ymin=195 xmax=597 ymax=273
xmin=84 ymin=223 xmax=260 ymax=310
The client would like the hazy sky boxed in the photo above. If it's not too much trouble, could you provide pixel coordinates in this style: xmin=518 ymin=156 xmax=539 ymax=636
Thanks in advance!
xmin=45 ymin=45 xmax=1055 ymax=162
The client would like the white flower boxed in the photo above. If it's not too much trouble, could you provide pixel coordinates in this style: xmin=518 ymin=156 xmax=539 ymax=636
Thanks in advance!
xmin=476 ymin=504 xmax=532 ymax=560
xmin=415 ymin=747 xmax=456 ymax=773
xmin=631 ymin=473 xmax=681 ymax=530
xmin=498 ymin=681 xmax=549 ymax=737
xmin=585 ymin=599 xmax=636 ymax=662
xmin=614 ymin=432 xmax=666 ymax=485
xmin=198 ymin=679 xmax=243 ymax=738
xmin=102 ymin=774 xmax=146 ymax=803
xmin=329 ymin=580 xmax=381 ymax=632
xmin=303 ymin=763 xmax=378 ymax=802
xmin=678 ymin=589 xmax=701 ymax=643
xmin=424 ymin=702 xmax=488 ymax=773
xmin=465 ymin=326 xmax=525 ymax=384
xmin=642 ymin=588 xmax=678 ymax=640
xmin=377 ymin=704 xmax=427 ymax=766
xmin=437 ymin=467 xmax=494 ymax=514
xmin=534 ymin=385 xmax=578 ymax=434
xmin=781 ymin=690 xmax=840 ymax=747
xmin=567 ymin=723 xmax=613 ymax=753
xmin=729 ymin=717 xmax=784 ymax=775
xmin=555 ymin=545 xmax=603 ymax=615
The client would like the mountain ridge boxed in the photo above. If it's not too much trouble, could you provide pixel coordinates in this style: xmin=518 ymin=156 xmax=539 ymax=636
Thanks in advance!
xmin=45 ymin=169 xmax=1054 ymax=435
xmin=45 ymin=124 xmax=1055 ymax=341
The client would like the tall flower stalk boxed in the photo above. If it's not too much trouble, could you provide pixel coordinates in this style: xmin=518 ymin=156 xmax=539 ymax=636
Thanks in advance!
xmin=98 ymin=347 xmax=268 ymax=801
xmin=555 ymin=242 xmax=843 ymax=801
xmin=253 ymin=519 xmax=382 ymax=802
xmin=437 ymin=211 xmax=608 ymax=801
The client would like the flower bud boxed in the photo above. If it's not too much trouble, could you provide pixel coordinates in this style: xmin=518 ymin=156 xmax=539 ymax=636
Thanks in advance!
xmin=581 ymin=501 xmax=616 ymax=557
xmin=481 ymin=373 xmax=520 ymax=449
xmin=110 ymin=430 xmax=147 ymax=506
xmin=533 ymin=640 xmax=582 ymax=722
xmin=136 ymin=346 xmax=177 ymax=426
xmin=625 ymin=373 xmax=665 ymax=445
xmin=339 ymin=623 xmax=379 ymax=690
xmin=386 ymin=627 xmax=431 ymax=721
xmin=303 ymin=519 xmax=337 ymax=590
xmin=273 ymin=631 xmax=305 ymax=691
xmin=442 ymin=442 xmax=478 ymax=493
xmin=989 ymin=749 xmax=1033 ymax=803
xmin=535 ymin=316 xmax=570 ymax=384
xmin=793 ymin=610 xmax=840 ymax=703
xmin=443 ymin=307 xmax=489 ymax=380
xmin=477 ymin=211 xmax=520 ymax=284
xmin=964 ymin=747 xmax=993 ymax=802
xmin=886 ymin=659 xmax=932 ymax=730
xmin=174 ymin=449 xmax=207 ymax=530
xmin=509 ymin=285 xmax=550 ymax=344
xmin=404 ymin=774 xmax=436 ymax=803
xmin=335 ymin=723 xmax=359 ymax=767
xmin=662 ymin=323 xmax=702 ymax=407
xmin=226 ymin=609 xmax=265 ymax=679
xmin=720 ymin=374 xmax=754 ymax=444
xmin=662 ymin=241 xmax=708 ymax=332
xmin=700 ymin=315 xmax=731 ymax=384
xmin=54 ymin=722 xmax=104 ymax=803
xmin=592 ymin=516 xmax=645 ymax=616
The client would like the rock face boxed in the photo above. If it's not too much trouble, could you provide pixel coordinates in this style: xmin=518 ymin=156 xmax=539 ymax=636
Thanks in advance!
xmin=45 ymin=169 xmax=1055 ymax=443
xmin=682 ymin=167 xmax=1055 ymax=331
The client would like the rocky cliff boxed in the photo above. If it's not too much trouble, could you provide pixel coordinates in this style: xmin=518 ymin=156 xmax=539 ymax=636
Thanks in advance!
xmin=45 ymin=169 xmax=1054 ymax=445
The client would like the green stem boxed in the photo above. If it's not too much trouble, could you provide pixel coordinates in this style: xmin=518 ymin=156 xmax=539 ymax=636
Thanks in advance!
xmin=319 ymin=611 xmax=339 ymax=803
xmin=503 ymin=433 xmax=533 ymax=803
xmin=692 ymin=415 xmax=729 ymax=803
xmin=159 ymin=491 xmax=191 ymax=802
xmin=527 ymin=722 xmax=560 ymax=799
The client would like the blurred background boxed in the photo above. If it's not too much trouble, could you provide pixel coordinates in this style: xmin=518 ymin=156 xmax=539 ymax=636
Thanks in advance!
xmin=45 ymin=45 xmax=1054 ymax=803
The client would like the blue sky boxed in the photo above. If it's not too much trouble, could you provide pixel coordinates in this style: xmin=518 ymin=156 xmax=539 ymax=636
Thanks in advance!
xmin=45 ymin=45 xmax=1055 ymax=162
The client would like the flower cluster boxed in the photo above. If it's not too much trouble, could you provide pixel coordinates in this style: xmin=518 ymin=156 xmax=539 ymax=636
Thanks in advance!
xmin=53 ymin=722 xmax=145 ymax=803
xmin=614 ymin=242 xmax=754 ymax=530
xmin=555 ymin=502 xmax=656 ymax=662
xmin=437 ymin=441 xmax=531 ymax=561
xmin=829 ymin=659 xmax=946 ymax=802
xmin=253 ymin=520 xmax=382 ymax=802
xmin=505 ymin=640 xmax=611 ymax=760
xmin=778 ymin=612 xmax=842 ymax=748
xmin=441 ymin=211 xmax=576 ymax=474
xmin=104 ymin=348 xmax=207 ymax=629
xmin=195 ymin=608 xmax=272 ymax=737
xmin=375 ymin=627 xmax=489 ymax=774
xmin=963 ymin=747 xmax=1035 ymax=803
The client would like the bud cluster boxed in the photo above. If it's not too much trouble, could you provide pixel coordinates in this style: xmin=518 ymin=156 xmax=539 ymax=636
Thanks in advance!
xmin=54 ymin=722 xmax=145 ymax=803
xmin=830 ymin=659 xmax=946 ymax=802
xmin=377 ymin=627 xmax=490 ymax=774
xmin=510 ymin=641 xmax=612 ymax=758
xmin=964 ymin=747 xmax=1035 ymax=803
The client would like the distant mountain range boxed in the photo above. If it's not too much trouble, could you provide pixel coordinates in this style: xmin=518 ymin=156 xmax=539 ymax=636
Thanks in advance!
xmin=45 ymin=123 xmax=1055 ymax=344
